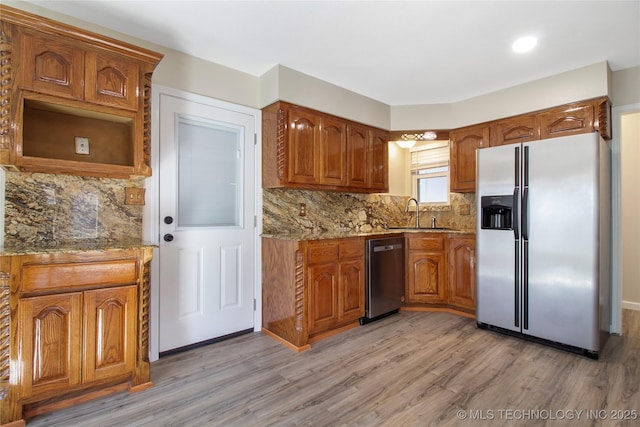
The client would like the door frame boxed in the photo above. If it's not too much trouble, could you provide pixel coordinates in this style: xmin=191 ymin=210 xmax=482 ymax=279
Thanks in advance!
xmin=611 ymin=102 xmax=640 ymax=334
xmin=146 ymin=85 xmax=262 ymax=361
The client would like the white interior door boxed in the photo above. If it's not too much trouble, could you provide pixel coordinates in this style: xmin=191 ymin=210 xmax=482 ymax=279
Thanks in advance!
xmin=158 ymin=93 xmax=256 ymax=353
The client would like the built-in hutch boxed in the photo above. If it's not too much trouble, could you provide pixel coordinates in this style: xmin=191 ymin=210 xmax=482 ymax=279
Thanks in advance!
xmin=0 ymin=5 xmax=162 ymax=425
xmin=1 ymin=5 xmax=163 ymax=178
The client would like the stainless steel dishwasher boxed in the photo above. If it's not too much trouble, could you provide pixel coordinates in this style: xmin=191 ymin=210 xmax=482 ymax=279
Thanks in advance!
xmin=361 ymin=236 xmax=405 ymax=324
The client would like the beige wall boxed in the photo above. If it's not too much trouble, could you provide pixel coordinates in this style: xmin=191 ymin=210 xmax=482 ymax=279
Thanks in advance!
xmin=260 ymin=65 xmax=391 ymax=129
xmin=390 ymin=62 xmax=611 ymax=130
xmin=387 ymin=142 xmax=410 ymax=195
xmin=612 ymin=66 xmax=640 ymax=107
xmin=621 ymin=112 xmax=640 ymax=306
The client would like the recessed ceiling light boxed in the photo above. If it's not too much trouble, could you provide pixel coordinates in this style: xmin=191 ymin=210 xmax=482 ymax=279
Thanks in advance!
xmin=512 ymin=36 xmax=537 ymax=53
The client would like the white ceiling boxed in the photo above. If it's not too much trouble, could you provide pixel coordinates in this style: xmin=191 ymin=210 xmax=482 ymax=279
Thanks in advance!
xmin=24 ymin=0 xmax=640 ymax=105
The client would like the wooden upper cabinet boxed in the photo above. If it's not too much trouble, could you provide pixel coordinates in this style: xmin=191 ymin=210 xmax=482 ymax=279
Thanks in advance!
xmin=262 ymin=101 xmax=388 ymax=193
xmin=538 ymin=101 xmax=594 ymax=140
xmin=490 ymin=115 xmax=539 ymax=147
xmin=369 ymin=128 xmax=389 ymax=192
xmin=287 ymin=107 xmax=320 ymax=185
xmin=450 ymin=124 xmax=488 ymax=193
xmin=1 ymin=5 xmax=163 ymax=178
xmin=320 ymin=116 xmax=347 ymax=186
xmin=85 ymin=51 xmax=140 ymax=111
xmin=20 ymin=32 xmax=84 ymax=100
xmin=346 ymin=123 xmax=369 ymax=188
xmin=21 ymin=32 xmax=140 ymax=112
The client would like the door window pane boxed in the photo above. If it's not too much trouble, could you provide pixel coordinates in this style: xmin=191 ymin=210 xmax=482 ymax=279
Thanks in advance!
xmin=177 ymin=116 xmax=243 ymax=227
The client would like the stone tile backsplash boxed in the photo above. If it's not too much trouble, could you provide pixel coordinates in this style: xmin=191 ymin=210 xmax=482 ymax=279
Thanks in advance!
xmin=263 ymin=188 xmax=476 ymax=235
xmin=4 ymin=172 xmax=143 ymax=247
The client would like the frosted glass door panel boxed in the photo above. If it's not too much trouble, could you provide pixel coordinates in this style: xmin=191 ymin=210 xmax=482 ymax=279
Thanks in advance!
xmin=177 ymin=117 xmax=243 ymax=227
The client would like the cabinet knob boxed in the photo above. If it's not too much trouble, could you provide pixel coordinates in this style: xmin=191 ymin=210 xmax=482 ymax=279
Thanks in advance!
xmin=163 ymin=234 xmax=174 ymax=242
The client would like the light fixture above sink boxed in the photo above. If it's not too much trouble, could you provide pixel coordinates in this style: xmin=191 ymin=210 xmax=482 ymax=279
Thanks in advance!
xmin=395 ymin=131 xmax=438 ymax=148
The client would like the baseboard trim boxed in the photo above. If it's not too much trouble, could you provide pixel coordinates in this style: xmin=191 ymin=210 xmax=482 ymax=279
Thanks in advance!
xmin=401 ymin=305 xmax=476 ymax=319
xmin=261 ymin=328 xmax=310 ymax=353
xmin=622 ymin=300 xmax=640 ymax=311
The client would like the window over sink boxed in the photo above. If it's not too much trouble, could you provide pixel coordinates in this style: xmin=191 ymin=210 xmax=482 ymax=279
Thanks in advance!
xmin=411 ymin=140 xmax=450 ymax=205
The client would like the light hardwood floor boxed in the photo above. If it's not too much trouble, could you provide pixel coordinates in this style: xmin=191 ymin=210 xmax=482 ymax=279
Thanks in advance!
xmin=27 ymin=310 xmax=639 ymax=426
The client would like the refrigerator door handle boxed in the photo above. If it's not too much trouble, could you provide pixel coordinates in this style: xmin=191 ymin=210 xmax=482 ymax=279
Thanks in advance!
xmin=523 ymin=240 xmax=529 ymax=330
xmin=514 ymin=239 xmax=520 ymax=328
xmin=522 ymin=146 xmax=530 ymax=241
xmin=513 ymin=187 xmax=520 ymax=240
xmin=513 ymin=145 xmax=521 ymax=329
xmin=522 ymin=145 xmax=529 ymax=330
xmin=522 ymin=188 xmax=529 ymax=240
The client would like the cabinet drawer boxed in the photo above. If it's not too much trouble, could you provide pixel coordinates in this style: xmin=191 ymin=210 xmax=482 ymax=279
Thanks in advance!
xmin=307 ymin=243 xmax=339 ymax=265
xmin=408 ymin=236 xmax=445 ymax=251
xmin=307 ymin=239 xmax=364 ymax=264
xmin=22 ymin=259 xmax=138 ymax=292
xmin=339 ymin=239 xmax=364 ymax=259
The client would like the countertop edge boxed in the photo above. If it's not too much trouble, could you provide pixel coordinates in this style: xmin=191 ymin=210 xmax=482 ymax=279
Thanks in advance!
xmin=262 ymin=229 xmax=476 ymax=241
xmin=0 ymin=242 xmax=158 ymax=256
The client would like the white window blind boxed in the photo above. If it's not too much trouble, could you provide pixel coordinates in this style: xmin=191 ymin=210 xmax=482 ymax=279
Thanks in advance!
xmin=410 ymin=140 xmax=449 ymax=171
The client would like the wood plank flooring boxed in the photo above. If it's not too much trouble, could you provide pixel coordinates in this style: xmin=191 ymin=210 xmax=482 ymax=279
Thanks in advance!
xmin=27 ymin=310 xmax=640 ymax=426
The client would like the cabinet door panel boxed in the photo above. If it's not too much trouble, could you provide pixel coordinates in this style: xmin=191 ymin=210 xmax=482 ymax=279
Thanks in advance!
xmin=369 ymin=129 xmax=389 ymax=191
xmin=19 ymin=293 xmax=83 ymax=398
xmin=407 ymin=252 xmax=446 ymax=304
xmin=339 ymin=260 xmax=365 ymax=322
xmin=320 ymin=117 xmax=347 ymax=186
xmin=346 ymin=123 xmax=369 ymax=188
xmin=538 ymin=102 xmax=594 ymax=139
xmin=83 ymin=286 xmax=137 ymax=382
xmin=449 ymin=237 xmax=476 ymax=310
xmin=21 ymin=33 xmax=84 ymax=100
xmin=308 ymin=264 xmax=338 ymax=334
xmin=287 ymin=109 xmax=320 ymax=184
xmin=491 ymin=116 xmax=539 ymax=147
xmin=450 ymin=125 xmax=488 ymax=192
xmin=85 ymin=51 xmax=140 ymax=111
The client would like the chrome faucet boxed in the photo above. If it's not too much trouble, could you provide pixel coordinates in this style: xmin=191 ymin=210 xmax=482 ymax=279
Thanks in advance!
xmin=431 ymin=216 xmax=437 ymax=229
xmin=405 ymin=197 xmax=420 ymax=228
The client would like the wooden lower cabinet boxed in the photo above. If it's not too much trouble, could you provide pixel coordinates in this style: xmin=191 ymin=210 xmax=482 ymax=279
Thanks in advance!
xmin=406 ymin=234 xmax=447 ymax=304
xmin=18 ymin=293 xmax=83 ymax=399
xmin=83 ymin=286 xmax=137 ymax=383
xmin=0 ymin=247 xmax=153 ymax=425
xmin=18 ymin=285 xmax=137 ymax=399
xmin=405 ymin=233 xmax=476 ymax=313
xmin=262 ymin=236 xmax=365 ymax=350
xmin=448 ymin=235 xmax=476 ymax=311
xmin=308 ymin=255 xmax=365 ymax=336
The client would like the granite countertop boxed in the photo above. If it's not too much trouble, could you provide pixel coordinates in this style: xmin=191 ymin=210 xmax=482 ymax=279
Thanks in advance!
xmin=262 ymin=227 xmax=476 ymax=241
xmin=0 ymin=239 xmax=157 ymax=256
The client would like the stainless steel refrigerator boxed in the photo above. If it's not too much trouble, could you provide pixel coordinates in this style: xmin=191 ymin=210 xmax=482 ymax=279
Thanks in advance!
xmin=476 ymin=132 xmax=610 ymax=358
